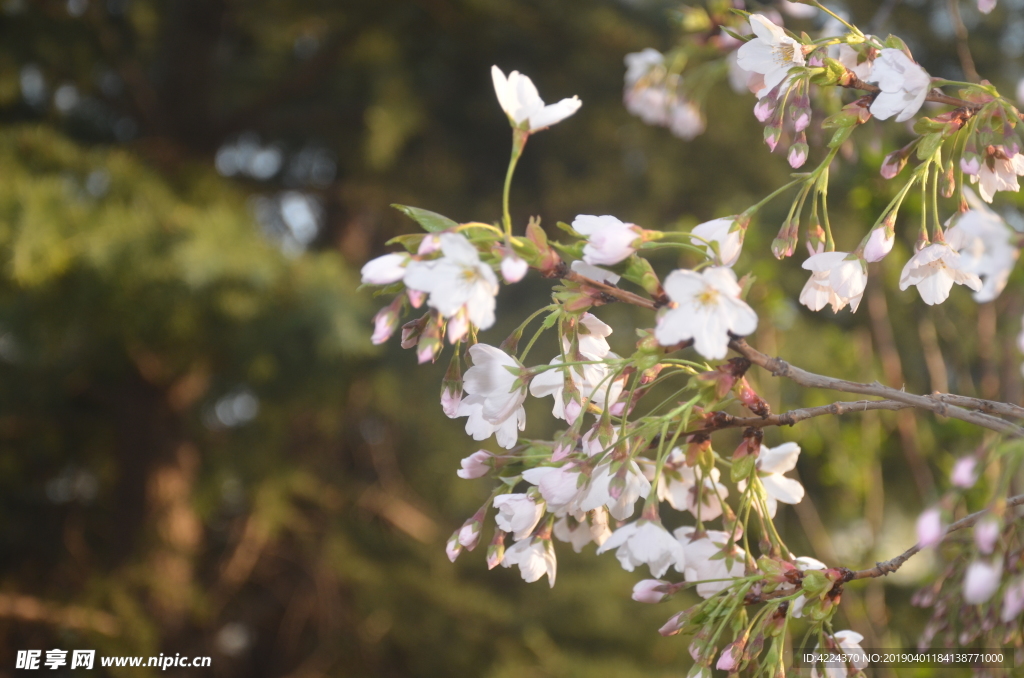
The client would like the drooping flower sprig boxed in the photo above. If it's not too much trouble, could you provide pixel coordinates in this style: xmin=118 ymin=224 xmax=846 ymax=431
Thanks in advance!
xmin=359 ymin=34 xmax=1024 ymax=673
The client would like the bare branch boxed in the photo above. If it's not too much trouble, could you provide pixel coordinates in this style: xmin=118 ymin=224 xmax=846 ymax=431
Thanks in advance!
xmin=849 ymin=493 xmax=1024 ymax=580
xmin=692 ymin=399 xmax=913 ymax=433
xmin=0 ymin=593 xmax=120 ymax=636
xmin=729 ymin=338 xmax=1024 ymax=438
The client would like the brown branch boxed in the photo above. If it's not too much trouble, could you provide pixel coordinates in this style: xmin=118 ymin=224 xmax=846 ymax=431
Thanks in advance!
xmin=0 ymin=593 xmax=120 ymax=636
xmin=947 ymin=0 xmax=981 ymax=84
xmin=729 ymin=338 xmax=1024 ymax=438
xmin=849 ymin=493 xmax=1024 ymax=580
xmin=692 ymin=399 xmax=914 ymax=433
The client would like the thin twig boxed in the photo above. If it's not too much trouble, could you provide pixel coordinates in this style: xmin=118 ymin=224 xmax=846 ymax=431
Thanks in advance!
xmin=692 ymin=399 xmax=913 ymax=433
xmin=947 ymin=0 xmax=981 ymax=83
xmin=849 ymin=493 xmax=1024 ymax=580
xmin=729 ymin=338 xmax=1024 ymax=438
xmin=562 ymin=271 xmax=660 ymax=310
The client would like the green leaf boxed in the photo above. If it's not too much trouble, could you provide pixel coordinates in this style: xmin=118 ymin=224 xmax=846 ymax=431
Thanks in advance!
xmin=916 ymin=133 xmax=942 ymax=161
xmin=391 ymin=204 xmax=458 ymax=233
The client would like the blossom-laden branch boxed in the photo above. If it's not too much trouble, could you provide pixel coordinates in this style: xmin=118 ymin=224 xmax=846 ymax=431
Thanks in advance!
xmin=729 ymin=338 xmax=1024 ymax=438
xmin=839 ymin=70 xmax=981 ymax=112
xmin=848 ymin=492 xmax=1024 ymax=581
xmin=693 ymin=398 xmax=915 ymax=433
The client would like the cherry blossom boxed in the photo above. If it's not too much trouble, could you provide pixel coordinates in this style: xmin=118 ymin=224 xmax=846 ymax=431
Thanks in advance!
xmin=837 ymin=44 xmax=874 ymax=81
xmin=899 ymin=242 xmax=983 ymax=306
xmin=736 ymin=14 xmax=807 ymax=98
xmin=597 ymin=519 xmax=686 ymax=578
xmin=963 ymin=558 xmax=1003 ymax=604
xmin=916 ymin=507 xmax=945 ymax=547
xmin=974 ymin=517 xmax=1000 ymax=554
xmin=863 ymin=225 xmax=895 ymax=262
xmin=667 ymin=99 xmax=705 ymax=140
xmin=501 ymin=252 xmax=529 ymax=283
xmin=573 ymin=214 xmax=641 ymax=266
xmin=690 ymin=217 xmax=744 ymax=267
xmin=456 ymin=344 xmax=528 ymax=449
xmin=867 ymin=49 xmax=931 ymax=122
xmin=788 ymin=556 xmax=828 ymax=618
xmin=1002 ymin=576 xmax=1024 ymax=622
xmin=964 ymin=146 xmax=1024 ymax=203
xmin=522 ymin=463 xmax=585 ymax=514
xmin=811 ymin=630 xmax=868 ymax=678
xmin=491 ymin=66 xmax=581 ymax=132
xmin=799 ymin=251 xmax=867 ymax=313
xmin=950 ymin=456 xmax=979 ymax=488
xmin=501 ymin=536 xmax=557 ymax=587
xmin=632 ymin=578 xmax=672 ymax=604
xmin=360 ymin=252 xmax=410 ymax=285
xmin=404 ymin=233 xmax=500 ymax=330
xmin=456 ymin=450 xmax=493 ymax=479
xmin=945 ymin=197 xmax=1019 ymax=303
xmin=553 ymin=511 xmax=612 ymax=552
xmin=655 ymin=267 xmax=758 ymax=360
xmin=655 ymin=448 xmax=729 ymax=520
xmin=749 ymin=442 xmax=805 ymax=518
xmin=493 ymin=493 xmax=546 ymax=541
xmin=675 ymin=526 xmax=746 ymax=598
xmin=571 ymin=259 xmax=621 ymax=285
xmin=579 ymin=459 xmax=651 ymax=520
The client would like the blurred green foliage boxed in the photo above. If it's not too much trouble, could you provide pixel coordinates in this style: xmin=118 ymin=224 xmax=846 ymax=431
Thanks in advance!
xmin=0 ymin=0 xmax=1021 ymax=676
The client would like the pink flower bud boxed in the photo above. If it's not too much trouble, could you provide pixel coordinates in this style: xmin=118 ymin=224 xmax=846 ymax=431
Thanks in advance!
xmin=951 ymin=457 xmax=978 ymax=488
xmin=360 ymin=252 xmax=408 ymax=285
xmin=881 ymin=150 xmax=908 ymax=179
xmin=659 ymin=611 xmax=685 ymax=636
xmin=487 ymin=530 xmax=507 ymax=569
xmin=564 ymin=398 xmax=582 ymax=426
xmin=763 ymin=124 xmax=781 ymax=152
xmin=447 ymin=311 xmax=469 ymax=344
xmin=417 ymin=234 xmax=441 ymax=255
xmin=963 ymin=558 xmax=1003 ymax=604
xmin=916 ymin=508 xmax=944 ymax=547
xmin=446 ymin=531 xmax=463 ymax=562
xmin=501 ymin=253 xmax=529 ymax=283
xmin=978 ymin=0 xmax=996 ymax=15
xmin=960 ymin=155 xmax=981 ymax=176
xmin=371 ymin=298 xmax=402 ymax=345
xmin=457 ymin=450 xmax=493 ymax=479
xmin=863 ymin=226 xmax=895 ymax=263
xmin=407 ymin=289 xmax=426 ymax=308
xmin=754 ymin=98 xmax=776 ymax=123
xmin=716 ymin=635 xmax=747 ymax=672
xmin=1001 ymin=576 xmax=1024 ymax=622
xmin=417 ymin=344 xmax=436 ymax=364
xmin=458 ymin=515 xmax=483 ymax=550
xmin=787 ymin=141 xmax=808 ymax=169
xmin=974 ymin=517 xmax=1000 ymax=554
xmin=632 ymin=579 xmax=671 ymax=604
xmin=441 ymin=385 xmax=462 ymax=418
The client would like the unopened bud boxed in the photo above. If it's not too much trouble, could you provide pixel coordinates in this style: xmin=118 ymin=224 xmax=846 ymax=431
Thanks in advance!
xmin=788 ymin=133 xmax=809 ymax=169
xmin=632 ymin=579 xmax=672 ymax=604
xmin=446 ymin=530 xmax=463 ymax=562
xmin=771 ymin=220 xmax=798 ymax=259
xmin=417 ymin=315 xmax=444 ymax=364
xmin=401 ymin=313 xmax=429 ymax=349
xmin=881 ymin=148 xmax=909 ymax=179
xmin=763 ymin=123 xmax=782 ymax=152
xmin=371 ymin=295 xmax=404 ymax=345
xmin=940 ymin=161 xmax=955 ymax=198
xmin=735 ymin=377 xmax=770 ymax=417
xmin=487 ymin=530 xmax=507 ymax=569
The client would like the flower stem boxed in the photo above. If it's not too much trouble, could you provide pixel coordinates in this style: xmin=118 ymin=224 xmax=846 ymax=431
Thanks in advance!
xmin=502 ymin=129 xmax=529 ymax=238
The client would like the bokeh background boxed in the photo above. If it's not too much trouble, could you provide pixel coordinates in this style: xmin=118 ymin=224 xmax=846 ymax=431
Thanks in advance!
xmin=0 ymin=0 xmax=1022 ymax=676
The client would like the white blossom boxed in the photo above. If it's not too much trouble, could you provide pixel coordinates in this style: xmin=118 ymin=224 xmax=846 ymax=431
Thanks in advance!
xmin=963 ymin=558 xmax=1003 ymax=604
xmin=691 ymin=217 xmax=744 ymax=267
xmin=749 ymin=442 xmax=805 ymax=518
xmin=404 ymin=233 xmax=500 ymax=330
xmin=493 ymin=493 xmax=546 ymax=541
xmin=361 ymin=252 xmax=409 ymax=285
xmin=571 ymin=259 xmax=621 ymax=285
xmin=810 ymin=630 xmax=869 ymax=678
xmin=573 ymin=214 xmax=641 ymax=266
xmin=655 ymin=267 xmax=758 ymax=360
xmin=967 ymin=147 xmax=1024 ymax=203
xmin=736 ymin=14 xmax=806 ymax=98
xmin=899 ymin=243 xmax=983 ymax=305
xmin=1002 ymin=576 xmax=1024 ymax=622
xmin=625 ymin=49 xmax=665 ymax=87
xmin=501 ymin=536 xmax=557 ymax=587
xmin=667 ymin=99 xmax=706 ymax=140
xmin=916 ymin=507 xmax=945 ymax=547
xmin=799 ymin=251 xmax=867 ymax=313
xmin=522 ymin=464 xmax=584 ymax=514
xmin=945 ymin=194 xmax=1019 ymax=302
xmin=501 ymin=252 xmax=529 ymax=283
xmin=950 ymin=456 xmax=979 ymax=488
xmin=597 ymin=520 xmax=686 ymax=578
xmin=675 ymin=527 xmax=746 ymax=598
xmin=655 ymin=449 xmax=729 ymax=520
xmin=491 ymin=66 xmax=581 ymax=132
xmin=553 ymin=510 xmax=612 ymax=552
xmin=578 ymin=459 xmax=651 ymax=521
xmin=788 ymin=556 xmax=828 ymax=618
xmin=837 ymin=44 xmax=874 ymax=81
xmin=455 ymin=344 xmax=527 ymax=449
xmin=867 ymin=49 xmax=931 ymax=122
